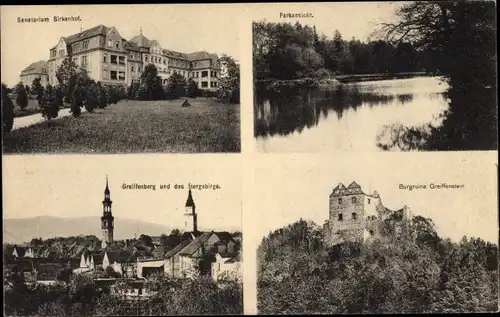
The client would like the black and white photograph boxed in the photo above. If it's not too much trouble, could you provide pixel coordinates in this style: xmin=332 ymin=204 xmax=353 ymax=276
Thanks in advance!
xmin=253 ymin=1 xmax=497 ymax=152
xmin=1 ymin=5 xmax=240 ymax=154
xmin=2 ymin=156 xmax=243 ymax=316
xmin=253 ymin=154 xmax=498 ymax=314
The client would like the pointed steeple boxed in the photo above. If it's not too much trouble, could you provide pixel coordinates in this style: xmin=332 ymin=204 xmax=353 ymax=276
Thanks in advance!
xmin=185 ymin=189 xmax=195 ymax=208
xmin=104 ymin=175 xmax=110 ymax=197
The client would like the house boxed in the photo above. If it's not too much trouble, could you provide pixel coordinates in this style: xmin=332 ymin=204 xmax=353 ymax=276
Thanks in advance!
xmin=19 ymin=60 xmax=49 ymax=87
xmin=164 ymin=239 xmax=192 ymax=278
xmin=136 ymin=259 xmax=164 ymax=279
xmin=111 ymin=278 xmax=156 ymax=301
xmin=178 ymin=231 xmax=223 ymax=278
xmin=211 ymin=251 xmax=242 ymax=282
xmin=12 ymin=245 xmax=35 ymax=259
xmin=36 ymin=262 xmax=63 ymax=285
xmin=46 ymin=24 xmax=221 ymax=89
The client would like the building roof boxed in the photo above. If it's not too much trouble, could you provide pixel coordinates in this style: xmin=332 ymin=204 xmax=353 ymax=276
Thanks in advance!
xmin=129 ymin=33 xmax=151 ymax=48
xmin=162 ymin=49 xmax=188 ymax=60
xmin=214 ymin=232 xmax=235 ymax=243
xmin=347 ymin=181 xmax=361 ymax=189
xmin=179 ymin=231 xmax=215 ymax=256
xmin=187 ymin=51 xmax=212 ymax=61
xmin=63 ymin=24 xmax=110 ymax=44
xmin=164 ymin=239 xmax=192 ymax=259
xmin=226 ymin=251 xmax=241 ymax=263
xmin=20 ymin=61 xmax=47 ymax=76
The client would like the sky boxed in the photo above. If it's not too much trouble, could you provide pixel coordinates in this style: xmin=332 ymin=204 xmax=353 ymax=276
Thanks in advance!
xmin=249 ymin=152 xmax=498 ymax=247
xmin=251 ymin=2 xmax=399 ymax=41
xmin=2 ymin=155 xmax=242 ymax=232
xmin=0 ymin=4 xmax=242 ymax=87
xmin=0 ymin=3 xmax=400 ymax=87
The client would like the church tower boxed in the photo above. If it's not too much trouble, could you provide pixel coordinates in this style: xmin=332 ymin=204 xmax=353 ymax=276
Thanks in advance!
xmin=184 ymin=189 xmax=198 ymax=233
xmin=101 ymin=176 xmax=114 ymax=248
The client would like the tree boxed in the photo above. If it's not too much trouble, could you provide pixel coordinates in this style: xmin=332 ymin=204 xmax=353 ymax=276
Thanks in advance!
xmin=40 ymin=83 xmax=57 ymax=120
xmin=31 ymin=77 xmax=44 ymax=107
xmin=84 ymin=81 xmax=98 ymax=113
xmin=14 ymin=83 xmax=28 ymax=110
xmin=55 ymin=57 xmax=78 ymax=103
xmin=70 ymin=85 xmax=83 ymax=118
xmin=186 ymin=79 xmax=200 ymax=98
xmin=25 ymin=85 xmax=30 ymax=95
xmin=96 ymin=82 xmax=107 ymax=109
xmin=217 ymin=54 xmax=240 ymax=103
xmin=128 ymin=82 xmax=140 ymax=99
xmin=164 ymin=72 xmax=187 ymax=100
xmin=139 ymin=64 xmax=164 ymax=100
xmin=2 ymin=83 xmax=15 ymax=133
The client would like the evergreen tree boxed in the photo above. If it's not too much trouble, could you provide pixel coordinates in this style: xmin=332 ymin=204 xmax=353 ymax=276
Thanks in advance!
xmin=2 ymin=83 xmax=15 ymax=133
xmin=96 ymin=82 xmax=107 ymax=109
xmin=70 ymin=85 xmax=83 ymax=118
xmin=14 ymin=82 xmax=28 ymax=110
xmin=31 ymin=77 xmax=44 ymax=107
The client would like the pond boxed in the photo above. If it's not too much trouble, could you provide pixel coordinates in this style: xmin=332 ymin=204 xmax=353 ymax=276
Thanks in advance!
xmin=254 ymin=76 xmax=450 ymax=152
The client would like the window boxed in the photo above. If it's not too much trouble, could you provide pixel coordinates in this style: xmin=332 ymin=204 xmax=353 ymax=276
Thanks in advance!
xmin=369 ymin=230 xmax=374 ymax=236
xmin=338 ymin=213 xmax=343 ymax=221
xmin=118 ymin=71 xmax=125 ymax=80
xmin=352 ymin=197 xmax=357 ymax=203
xmin=338 ymin=198 xmax=342 ymax=204
xmin=130 ymin=53 xmax=134 ymax=59
xmin=138 ymin=66 xmax=142 ymax=73
xmin=352 ymin=213 xmax=357 ymax=220
xmin=210 ymin=82 xmax=218 ymax=88
xmin=201 ymin=81 xmax=208 ymax=88
xmin=163 ymin=59 xmax=166 ymax=65
xmin=131 ymin=65 xmax=135 ymax=72
xmin=58 ymin=50 xmax=64 ymax=57
xmin=213 ymin=71 xmax=217 ymax=78
xmin=115 ymin=41 xmax=120 ymax=48
xmin=110 ymin=71 xmax=117 ymax=80
xmin=197 ymin=72 xmax=200 ymax=78
xmin=145 ymin=56 xmax=149 ymax=62
xmin=108 ymin=39 xmax=112 ymax=47
xmin=119 ymin=56 xmax=125 ymax=65
xmin=201 ymin=71 xmax=208 ymax=77
xmin=111 ymin=55 xmax=118 ymax=64
xmin=83 ymin=40 xmax=89 ymax=49
xmin=81 ymin=55 xmax=88 ymax=66
xmin=103 ymin=53 xmax=107 ymax=63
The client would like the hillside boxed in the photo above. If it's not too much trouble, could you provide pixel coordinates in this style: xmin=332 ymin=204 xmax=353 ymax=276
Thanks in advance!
xmin=3 ymin=216 xmax=178 ymax=244
xmin=257 ymin=218 xmax=499 ymax=314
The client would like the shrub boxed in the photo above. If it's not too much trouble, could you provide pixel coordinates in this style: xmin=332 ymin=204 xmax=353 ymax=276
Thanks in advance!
xmin=97 ymin=82 xmax=107 ymax=109
xmin=186 ymin=78 xmax=200 ymax=98
xmin=2 ymin=83 xmax=15 ymax=133
xmin=84 ymin=82 xmax=98 ymax=113
xmin=14 ymin=83 xmax=28 ymax=110
xmin=70 ymin=85 xmax=83 ymax=117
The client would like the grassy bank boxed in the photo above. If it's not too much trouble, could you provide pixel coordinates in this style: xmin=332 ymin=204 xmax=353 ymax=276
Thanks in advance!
xmin=334 ymin=72 xmax=433 ymax=83
xmin=3 ymin=98 xmax=240 ymax=153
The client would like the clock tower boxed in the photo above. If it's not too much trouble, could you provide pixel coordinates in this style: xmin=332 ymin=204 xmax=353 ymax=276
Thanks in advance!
xmin=184 ymin=189 xmax=198 ymax=233
xmin=101 ymin=175 xmax=114 ymax=248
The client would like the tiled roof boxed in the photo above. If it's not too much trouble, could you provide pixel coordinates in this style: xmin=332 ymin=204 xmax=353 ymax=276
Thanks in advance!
xmin=125 ymin=41 xmax=141 ymax=52
xmin=63 ymin=24 xmax=110 ymax=44
xmin=20 ymin=61 xmax=47 ymax=75
xmin=187 ymin=51 xmax=211 ymax=61
xmin=164 ymin=239 xmax=192 ymax=259
xmin=179 ymin=232 xmax=215 ymax=256
xmin=163 ymin=49 xmax=188 ymax=60
xmin=347 ymin=181 xmax=361 ymax=189
xmin=214 ymin=232 xmax=234 ymax=243
xmin=129 ymin=34 xmax=151 ymax=48
xmin=106 ymin=251 xmax=130 ymax=263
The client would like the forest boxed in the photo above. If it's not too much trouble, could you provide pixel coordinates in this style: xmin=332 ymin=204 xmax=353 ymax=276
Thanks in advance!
xmin=257 ymin=218 xmax=498 ymax=314
xmin=253 ymin=21 xmax=436 ymax=81
xmin=4 ymin=275 xmax=242 ymax=316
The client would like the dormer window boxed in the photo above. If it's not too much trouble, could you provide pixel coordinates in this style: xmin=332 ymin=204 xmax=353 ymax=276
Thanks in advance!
xmin=108 ymin=39 xmax=112 ymax=47
xmin=115 ymin=41 xmax=120 ymax=48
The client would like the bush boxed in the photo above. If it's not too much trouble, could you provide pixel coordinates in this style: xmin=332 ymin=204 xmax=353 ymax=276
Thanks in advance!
xmin=14 ymin=83 xmax=28 ymax=110
xmin=70 ymin=85 xmax=83 ymax=117
xmin=2 ymin=83 xmax=15 ymax=132
xmin=186 ymin=79 xmax=200 ymax=98
xmin=84 ymin=82 xmax=98 ymax=113
xmin=97 ymin=82 xmax=107 ymax=109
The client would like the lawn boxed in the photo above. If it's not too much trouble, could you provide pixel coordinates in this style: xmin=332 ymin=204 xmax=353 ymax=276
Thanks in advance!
xmin=2 ymin=98 xmax=241 ymax=153
xmin=10 ymin=95 xmax=70 ymax=118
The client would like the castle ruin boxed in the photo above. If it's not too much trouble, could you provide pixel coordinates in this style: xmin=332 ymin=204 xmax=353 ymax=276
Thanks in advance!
xmin=323 ymin=181 xmax=412 ymax=247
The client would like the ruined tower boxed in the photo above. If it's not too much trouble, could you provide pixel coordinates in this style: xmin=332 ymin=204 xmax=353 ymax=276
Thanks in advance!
xmin=323 ymin=181 xmax=409 ymax=247
xmin=101 ymin=176 xmax=114 ymax=248
xmin=184 ymin=189 xmax=198 ymax=233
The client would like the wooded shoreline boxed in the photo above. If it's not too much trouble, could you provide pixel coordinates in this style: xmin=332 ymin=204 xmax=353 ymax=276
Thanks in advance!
xmin=255 ymin=72 xmax=437 ymax=90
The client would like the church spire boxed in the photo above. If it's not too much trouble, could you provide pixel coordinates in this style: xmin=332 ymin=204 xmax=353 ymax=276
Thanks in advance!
xmin=185 ymin=189 xmax=195 ymax=208
xmin=104 ymin=175 xmax=110 ymax=197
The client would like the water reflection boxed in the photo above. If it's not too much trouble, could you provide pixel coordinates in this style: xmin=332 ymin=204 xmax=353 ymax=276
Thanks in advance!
xmin=254 ymin=77 xmax=449 ymax=152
